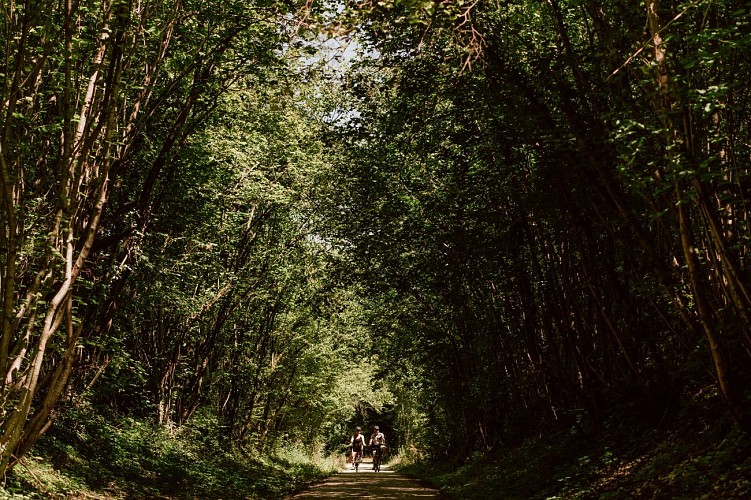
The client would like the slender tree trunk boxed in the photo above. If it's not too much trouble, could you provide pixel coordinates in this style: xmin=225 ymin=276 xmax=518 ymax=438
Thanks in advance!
xmin=647 ymin=0 xmax=748 ymax=426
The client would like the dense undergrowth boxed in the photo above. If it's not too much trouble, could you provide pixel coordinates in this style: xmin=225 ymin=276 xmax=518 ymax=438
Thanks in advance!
xmin=0 ymin=405 xmax=334 ymax=499
xmin=4 ymin=388 xmax=750 ymax=499
xmin=398 ymin=389 xmax=751 ymax=499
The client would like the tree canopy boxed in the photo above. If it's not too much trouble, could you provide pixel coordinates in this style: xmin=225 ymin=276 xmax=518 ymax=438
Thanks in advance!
xmin=1 ymin=0 xmax=751 ymax=493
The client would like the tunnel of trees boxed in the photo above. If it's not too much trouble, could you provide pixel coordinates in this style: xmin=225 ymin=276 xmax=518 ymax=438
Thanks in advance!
xmin=1 ymin=0 xmax=750 ymax=495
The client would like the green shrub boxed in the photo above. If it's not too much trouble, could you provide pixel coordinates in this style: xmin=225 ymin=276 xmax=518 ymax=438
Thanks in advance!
xmin=8 ymin=404 xmax=332 ymax=499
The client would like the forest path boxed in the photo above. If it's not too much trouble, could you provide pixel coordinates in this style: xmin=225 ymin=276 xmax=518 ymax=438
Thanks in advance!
xmin=289 ymin=461 xmax=443 ymax=499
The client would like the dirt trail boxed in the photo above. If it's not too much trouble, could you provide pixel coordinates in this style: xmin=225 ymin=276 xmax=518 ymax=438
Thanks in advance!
xmin=289 ymin=461 xmax=442 ymax=499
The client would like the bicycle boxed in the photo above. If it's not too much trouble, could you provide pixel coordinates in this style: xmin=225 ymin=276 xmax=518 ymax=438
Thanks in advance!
xmin=371 ymin=445 xmax=382 ymax=472
xmin=353 ymin=447 xmax=363 ymax=472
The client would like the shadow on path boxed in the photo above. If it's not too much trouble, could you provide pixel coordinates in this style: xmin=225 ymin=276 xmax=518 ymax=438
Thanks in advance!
xmin=289 ymin=463 xmax=442 ymax=499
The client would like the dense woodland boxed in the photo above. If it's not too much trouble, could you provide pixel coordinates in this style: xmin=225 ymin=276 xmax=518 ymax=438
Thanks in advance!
xmin=1 ymin=0 xmax=751 ymax=497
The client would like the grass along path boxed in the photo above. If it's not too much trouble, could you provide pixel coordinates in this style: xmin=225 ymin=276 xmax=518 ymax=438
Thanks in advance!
xmin=290 ymin=460 xmax=442 ymax=499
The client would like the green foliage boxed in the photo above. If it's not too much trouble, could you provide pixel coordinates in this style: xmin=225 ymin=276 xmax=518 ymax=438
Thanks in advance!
xmin=0 ymin=0 xmax=317 ymax=476
xmin=75 ymin=56 xmax=390 ymax=463
xmin=4 ymin=0 xmax=751 ymax=496
xmin=398 ymin=393 xmax=751 ymax=499
xmin=313 ymin=0 xmax=751 ymax=467
xmin=4 ymin=404 xmax=331 ymax=499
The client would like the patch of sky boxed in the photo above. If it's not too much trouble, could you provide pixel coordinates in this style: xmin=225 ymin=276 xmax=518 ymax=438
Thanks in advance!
xmin=304 ymin=35 xmax=376 ymax=127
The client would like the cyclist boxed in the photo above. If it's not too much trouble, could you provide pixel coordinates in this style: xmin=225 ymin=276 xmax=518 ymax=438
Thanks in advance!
xmin=349 ymin=426 xmax=366 ymax=470
xmin=369 ymin=425 xmax=386 ymax=470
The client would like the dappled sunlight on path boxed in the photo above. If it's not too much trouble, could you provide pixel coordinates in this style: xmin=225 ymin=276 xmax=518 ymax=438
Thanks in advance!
xmin=290 ymin=463 xmax=442 ymax=499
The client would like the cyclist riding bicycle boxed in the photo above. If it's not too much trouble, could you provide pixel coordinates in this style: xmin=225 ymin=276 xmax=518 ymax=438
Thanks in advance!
xmin=349 ymin=426 xmax=366 ymax=470
xmin=369 ymin=425 xmax=386 ymax=471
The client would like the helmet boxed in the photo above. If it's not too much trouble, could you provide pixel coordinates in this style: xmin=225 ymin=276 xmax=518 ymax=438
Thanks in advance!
xmin=374 ymin=426 xmax=380 ymax=431
xmin=356 ymin=426 xmax=361 ymax=431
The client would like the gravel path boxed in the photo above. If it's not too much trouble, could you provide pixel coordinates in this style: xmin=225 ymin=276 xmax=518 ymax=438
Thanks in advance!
xmin=289 ymin=462 xmax=443 ymax=499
